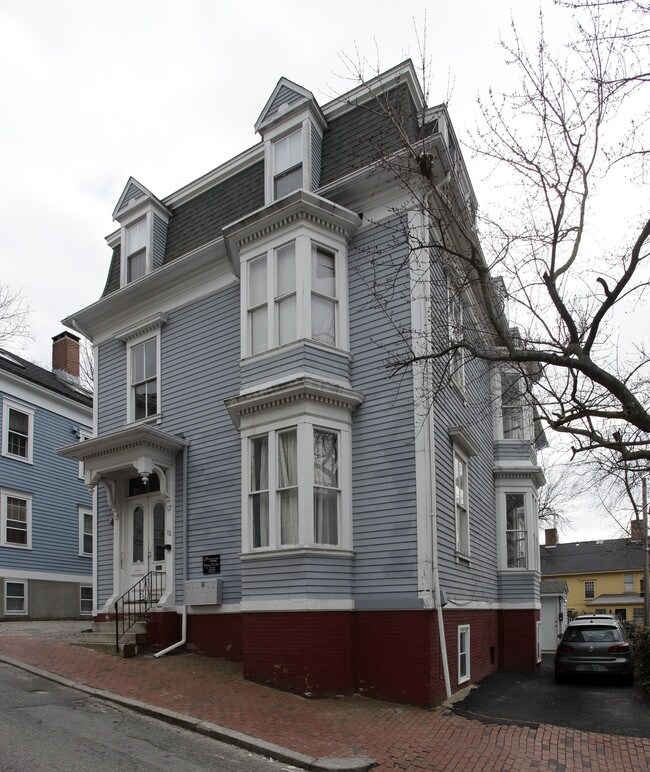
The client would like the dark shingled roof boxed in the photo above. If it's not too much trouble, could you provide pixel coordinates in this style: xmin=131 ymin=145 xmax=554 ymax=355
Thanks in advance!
xmin=541 ymin=538 xmax=644 ymax=576
xmin=541 ymin=579 xmax=568 ymax=596
xmin=101 ymin=81 xmax=422 ymax=299
xmin=0 ymin=348 xmax=92 ymax=409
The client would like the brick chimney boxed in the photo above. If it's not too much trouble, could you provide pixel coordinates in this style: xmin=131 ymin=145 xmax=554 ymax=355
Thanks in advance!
xmin=52 ymin=331 xmax=80 ymax=384
xmin=630 ymin=518 xmax=643 ymax=542
xmin=545 ymin=527 xmax=558 ymax=547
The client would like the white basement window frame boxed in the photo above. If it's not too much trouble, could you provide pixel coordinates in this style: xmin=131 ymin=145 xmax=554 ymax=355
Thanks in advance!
xmin=4 ymin=579 xmax=27 ymax=615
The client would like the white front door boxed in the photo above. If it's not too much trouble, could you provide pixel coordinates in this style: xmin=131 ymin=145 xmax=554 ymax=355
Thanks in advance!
xmin=540 ymin=596 xmax=559 ymax=652
xmin=122 ymin=496 xmax=169 ymax=594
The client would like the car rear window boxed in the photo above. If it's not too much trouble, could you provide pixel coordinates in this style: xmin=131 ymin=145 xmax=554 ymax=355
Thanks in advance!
xmin=564 ymin=626 xmax=621 ymax=643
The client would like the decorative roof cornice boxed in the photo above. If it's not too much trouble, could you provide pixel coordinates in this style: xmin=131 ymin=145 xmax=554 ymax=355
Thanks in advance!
xmin=493 ymin=464 xmax=546 ymax=488
xmin=58 ymin=424 xmax=188 ymax=464
xmin=225 ymin=376 xmax=364 ymax=429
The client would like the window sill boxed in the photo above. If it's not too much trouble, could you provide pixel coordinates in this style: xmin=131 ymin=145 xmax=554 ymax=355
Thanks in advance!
xmin=1 ymin=452 xmax=33 ymax=465
xmin=240 ymin=546 xmax=355 ymax=561
xmin=454 ymin=551 xmax=471 ymax=566
xmin=1 ymin=544 xmax=31 ymax=550
xmin=127 ymin=413 xmax=163 ymax=427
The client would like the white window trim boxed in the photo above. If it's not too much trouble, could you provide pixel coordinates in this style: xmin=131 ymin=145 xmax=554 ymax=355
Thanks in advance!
xmin=453 ymin=446 xmax=470 ymax=560
xmin=241 ymin=225 xmax=349 ymax=359
xmin=80 ymin=585 xmax=93 ymax=615
xmin=494 ymin=369 xmax=533 ymax=442
xmin=120 ymin=211 xmax=153 ymax=287
xmin=264 ymin=115 xmax=317 ymax=205
xmin=125 ymin=331 xmax=162 ymax=424
xmin=79 ymin=506 xmax=94 ymax=557
xmin=241 ymin=413 xmax=352 ymax=555
xmin=2 ymin=399 xmax=34 ymax=464
xmin=0 ymin=489 xmax=32 ymax=549
xmin=458 ymin=624 xmax=470 ymax=684
xmin=4 ymin=579 xmax=27 ymax=615
xmin=624 ymin=573 xmax=634 ymax=592
xmin=584 ymin=579 xmax=595 ymax=599
xmin=495 ymin=484 xmax=540 ymax=572
xmin=448 ymin=285 xmax=465 ymax=393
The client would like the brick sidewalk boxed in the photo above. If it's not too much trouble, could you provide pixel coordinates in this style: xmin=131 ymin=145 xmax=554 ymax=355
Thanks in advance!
xmin=0 ymin=633 xmax=648 ymax=771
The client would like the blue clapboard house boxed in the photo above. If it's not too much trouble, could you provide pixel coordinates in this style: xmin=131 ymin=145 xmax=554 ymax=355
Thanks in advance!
xmin=60 ymin=61 xmax=544 ymax=706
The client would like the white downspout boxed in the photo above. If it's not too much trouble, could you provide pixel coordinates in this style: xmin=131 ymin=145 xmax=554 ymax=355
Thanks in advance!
xmin=155 ymin=440 xmax=189 ymax=658
xmin=428 ymin=370 xmax=452 ymax=700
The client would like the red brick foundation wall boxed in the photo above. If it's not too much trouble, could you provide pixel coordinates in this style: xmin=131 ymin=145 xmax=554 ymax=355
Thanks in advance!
xmin=242 ymin=611 xmax=353 ymax=697
xmin=187 ymin=614 xmax=243 ymax=661
xmin=499 ymin=609 xmax=540 ymax=672
xmin=146 ymin=611 xmax=182 ymax=648
xmin=354 ymin=610 xmax=434 ymax=707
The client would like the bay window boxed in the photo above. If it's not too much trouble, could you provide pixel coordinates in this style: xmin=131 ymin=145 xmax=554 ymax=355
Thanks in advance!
xmin=505 ymin=493 xmax=527 ymax=568
xmin=449 ymin=291 xmax=465 ymax=390
xmin=244 ymin=236 xmax=345 ymax=356
xmin=245 ymin=422 xmax=346 ymax=552
xmin=501 ymin=372 xmax=525 ymax=439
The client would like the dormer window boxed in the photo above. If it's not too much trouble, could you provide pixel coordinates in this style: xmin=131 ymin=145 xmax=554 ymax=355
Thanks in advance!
xmin=111 ymin=178 xmax=171 ymax=288
xmin=273 ymin=130 xmax=303 ymax=199
xmin=125 ymin=219 xmax=148 ymax=283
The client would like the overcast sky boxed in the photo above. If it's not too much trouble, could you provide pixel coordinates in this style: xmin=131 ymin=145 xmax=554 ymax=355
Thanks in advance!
xmin=0 ymin=0 xmax=623 ymax=541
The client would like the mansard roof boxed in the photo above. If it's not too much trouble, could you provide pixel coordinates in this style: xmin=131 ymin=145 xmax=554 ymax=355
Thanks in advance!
xmin=99 ymin=61 xmax=425 ymax=299
xmin=0 ymin=348 xmax=92 ymax=408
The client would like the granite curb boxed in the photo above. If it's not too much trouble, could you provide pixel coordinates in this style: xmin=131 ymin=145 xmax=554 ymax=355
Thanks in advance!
xmin=0 ymin=653 xmax=375 ymax=772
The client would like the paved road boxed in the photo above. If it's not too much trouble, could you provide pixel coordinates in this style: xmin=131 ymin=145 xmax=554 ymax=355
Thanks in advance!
xmin=0 ymin=662 xmax=296 ymax=772
xmin=454 ymin=654 xmax=650 ymax=737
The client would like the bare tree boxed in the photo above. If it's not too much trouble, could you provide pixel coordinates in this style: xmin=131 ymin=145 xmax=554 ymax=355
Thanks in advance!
xmin=0 ymin=283 xmax=32 ymax=351
xmin=346 ymin=1 xmax=650 ymax=466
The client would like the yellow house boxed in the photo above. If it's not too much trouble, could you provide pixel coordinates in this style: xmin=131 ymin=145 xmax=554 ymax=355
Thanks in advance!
xmin=540 ymin=529 xmax=644 ymax=623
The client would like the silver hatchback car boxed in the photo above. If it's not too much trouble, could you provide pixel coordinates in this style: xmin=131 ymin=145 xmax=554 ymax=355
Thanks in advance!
xmin=554 ymin=618 xmax=634 ymax=686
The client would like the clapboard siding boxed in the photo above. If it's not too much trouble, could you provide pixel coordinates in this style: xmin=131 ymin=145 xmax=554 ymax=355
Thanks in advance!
xmin=240 ymin=343 xmax=351 ymax=389
xmin=494 ymin=441 xmax=537 ymax=464
xmin=95 ymin=489 xmax=113 ymax=608
xmin=241 ymin=553 xmax=354 ymax=599
xmin=348 ymin=221 xmax=418 ymax=603
xmin=155 ymin=286 xmax=243 ymax=605
xmin=0 ymin=391 xmax=92 ymax=577
xmin=427 ymin=256 xmax=499 ymax=604
xmin=498 ymin=571 xmax=540 ymax=604
xmin=97 ymin=339 xmax=126 ymax=433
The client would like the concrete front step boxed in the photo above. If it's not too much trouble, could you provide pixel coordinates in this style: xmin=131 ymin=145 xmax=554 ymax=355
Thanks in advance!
xmin=73 ymin=619 xmax=149 ymax=658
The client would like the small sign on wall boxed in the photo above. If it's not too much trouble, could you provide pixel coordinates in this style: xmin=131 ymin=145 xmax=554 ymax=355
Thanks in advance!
xmin=202 ymin=554 xmax=221 ymax=575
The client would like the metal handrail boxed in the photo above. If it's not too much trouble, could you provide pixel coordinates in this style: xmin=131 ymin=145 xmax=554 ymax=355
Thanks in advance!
xmin=114 ymin=571 xmax=165 ymax=654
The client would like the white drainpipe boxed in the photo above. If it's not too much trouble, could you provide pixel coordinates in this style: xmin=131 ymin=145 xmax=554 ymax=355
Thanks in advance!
xmin=155 ymin=439 xmax=189 ymax=659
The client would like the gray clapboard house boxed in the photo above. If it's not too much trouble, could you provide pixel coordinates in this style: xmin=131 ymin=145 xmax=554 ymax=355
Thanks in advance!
xmin=1 ymin=333 xmax=93 ymax=619
xmin=60 ymin=61 xmax=544 ymax=707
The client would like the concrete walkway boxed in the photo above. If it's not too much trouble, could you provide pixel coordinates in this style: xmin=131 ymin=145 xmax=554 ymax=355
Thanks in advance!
xmin=0 ymin=627 xmax=649 ymax=771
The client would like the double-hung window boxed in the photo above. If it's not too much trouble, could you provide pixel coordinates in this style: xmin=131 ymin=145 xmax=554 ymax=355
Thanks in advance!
xmin=584 ymin=580 xmax=595 ymax=599
xmin=79 ymin=507 xmax=94 ymax=557
xmin=129 ymin=336 xmax=159 ymax=421
xmin=2 ymin=401 xmax=34 ymax=463
xmin=125 ymin=218 xmax=148 ymax=283
xmin=247 ymin=424 xmax=342 ymax=551
xmin=458 ymin=625 xmax=470 ymax=684
xmin=273 ymin=129 xmax=303 ymax=200
xmin=5 ymin=580 xmax=27 ymax=614
xmin=505 ymin=493 xmax=527 ymax=568
xmin=311 ymin=245 xmax=337 ymax=346
xmin=454 ymin=449 xmax=469 ymax=557
xmin=501 ymin=372 xmax=525 ymax=439
xmin=624 ymin=573 xmax=634 ymax=592
xmin=1 ymin=490 xmax=31 ymax=548
xmin=449 ymin=291 xmax=465 ymax=389
xmin=80 ymin=586 xmax=93 ymax=615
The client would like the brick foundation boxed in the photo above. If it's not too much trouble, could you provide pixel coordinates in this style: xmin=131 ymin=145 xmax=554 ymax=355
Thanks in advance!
xmin=499 ymin=609 xmax=540 ymax=672
xmin=186 ymin=614 xmax=243 ymax=661
xmin=146 ymin=611 xmax=182 ymax=648
xmin=243 ymin=611 xmax=353 ymax=697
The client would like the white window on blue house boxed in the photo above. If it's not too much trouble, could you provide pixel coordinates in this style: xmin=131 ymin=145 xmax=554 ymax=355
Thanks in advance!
xmin=1 ymin=490 xmax=32 ymax=549
xmin=244 ymin=422 xmax=348 ymax=552
xmin=501 ymin=371 xmax=526 ymax=440
xmin=79 ymin=507 xmax=94 ymax=557
xmin=273 ymin=129 xmax=303 ymax=200
xmin=505 ymin=493 xmax=527 ymax=568
xmin=449 ymin=290 xmax=465 ymax=391
xmin=244 ymin=237 xmax=345 ymax=357
xmin=127 ymin=334 xmax=160 ymax=422
xmin=458 ymin=624 xmax=470 ymax=684
xmin=2 ymin=400 xmax=34 ymax=463
xmin=125 ymin=218 xmax=148 ymax=283
xmin=454 ymin=448 xmax=470 ymax=559
xmin=80 ymin=586 xmax=93 ymax=615
xmin=4 ymin=580 xmax=27 ymax=615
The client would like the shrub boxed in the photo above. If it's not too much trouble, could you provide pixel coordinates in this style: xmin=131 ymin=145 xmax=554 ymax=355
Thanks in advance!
xmin=634 ymin=625 xmax=650 ymax=686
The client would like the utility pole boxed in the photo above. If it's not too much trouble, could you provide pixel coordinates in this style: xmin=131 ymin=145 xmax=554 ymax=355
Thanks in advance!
xmin=641 ymin=477 xmax=650 ymax=627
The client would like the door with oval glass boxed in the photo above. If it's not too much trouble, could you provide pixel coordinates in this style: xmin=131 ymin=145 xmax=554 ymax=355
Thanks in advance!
xmin=123 ymin=496 xmax=168 ymax=596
